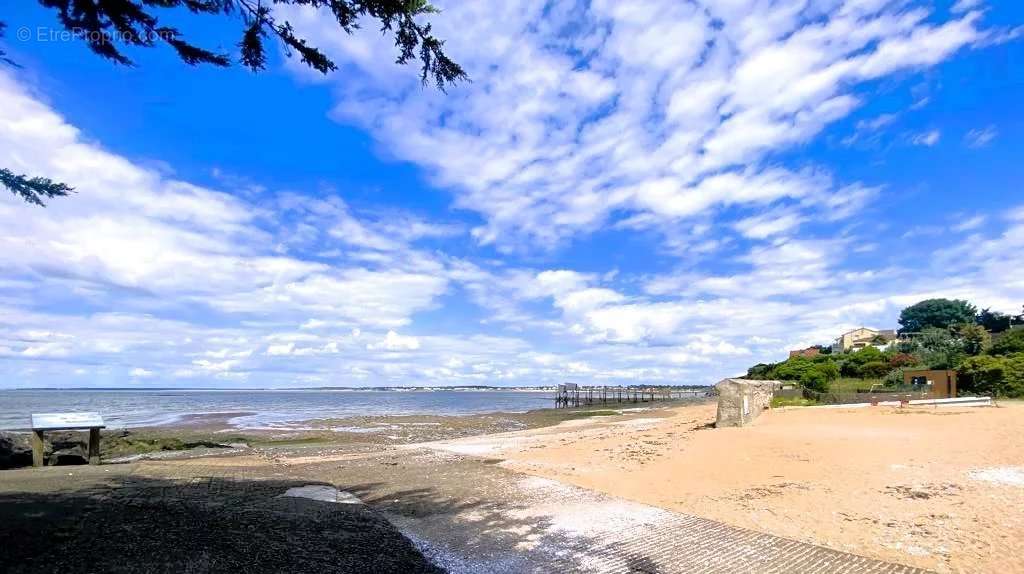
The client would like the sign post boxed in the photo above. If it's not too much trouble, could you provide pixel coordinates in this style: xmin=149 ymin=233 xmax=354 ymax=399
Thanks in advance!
xmin=30 ymin=412 xmax=106 ymax=467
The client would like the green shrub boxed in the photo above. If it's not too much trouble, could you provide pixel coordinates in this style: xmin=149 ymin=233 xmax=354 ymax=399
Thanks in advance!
xmin=958 ymin=352 xmax=1024 ymax=398
xmin=773 ymin=356 xmax=814 ymax=381
xmin=1005 ymin=353 xmax=1024 ymax=397
xmin=991 ymin=329 xmax=1024 ymax=356
xmin=800 ymin=362 xmax=838 ymax=393
xmin=860 ymin=361 xmax=891 ymax=379
xmin=771 ymin=396 xmax=817 ymax=408
xmin=746 ymin=363 xmax=776 ymax=379
xmin=883 ymin=368 xmax=905 ymax=387
xmin=848 ymin=346 xmax=885 ymax=365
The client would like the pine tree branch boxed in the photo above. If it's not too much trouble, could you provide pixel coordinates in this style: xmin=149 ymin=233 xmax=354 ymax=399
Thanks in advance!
xmin=1 ymin=168 xmax=74 ymax=207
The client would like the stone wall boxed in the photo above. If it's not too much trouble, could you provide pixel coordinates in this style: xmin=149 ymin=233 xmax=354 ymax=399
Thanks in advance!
xmin=715 ymin=379 xmax=779 ymax=428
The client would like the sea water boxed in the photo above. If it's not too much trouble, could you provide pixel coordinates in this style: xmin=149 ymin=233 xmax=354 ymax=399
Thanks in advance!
xmin=0 ymin=389 xmax=554 ymax=430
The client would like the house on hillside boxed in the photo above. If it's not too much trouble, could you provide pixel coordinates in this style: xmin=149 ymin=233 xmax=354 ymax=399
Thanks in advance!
xmin=788 ymin=347 xmax=821 ymax=359
xmin=831 ymin=327 xmax=897 ymax=353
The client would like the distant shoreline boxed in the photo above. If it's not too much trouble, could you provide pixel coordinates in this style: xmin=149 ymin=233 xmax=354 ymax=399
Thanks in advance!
xmin=1 ymin=385 xmax=712 ymax=392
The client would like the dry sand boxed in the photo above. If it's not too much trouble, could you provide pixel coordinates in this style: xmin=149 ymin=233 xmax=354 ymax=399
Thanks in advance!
xmin=427 ymin=401 xmax=1024 ymax=573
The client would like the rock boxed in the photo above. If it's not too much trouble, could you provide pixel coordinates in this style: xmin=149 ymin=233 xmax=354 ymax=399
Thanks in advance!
xmin=47 ymin=435 xmax=88 ymax=466
xmin=0 ymin=432 xmax=33 ymax=469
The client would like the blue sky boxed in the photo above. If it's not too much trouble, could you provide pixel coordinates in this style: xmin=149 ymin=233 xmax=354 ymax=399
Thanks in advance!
xmin=0 ymin=0 xmax=1022 ymax=388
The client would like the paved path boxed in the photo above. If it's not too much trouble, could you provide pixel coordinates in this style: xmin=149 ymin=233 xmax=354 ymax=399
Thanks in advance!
xmin=323 ymin=448 xmax=933 ymax=572
xmin=389 ymin=471 xmax=931 ymax=574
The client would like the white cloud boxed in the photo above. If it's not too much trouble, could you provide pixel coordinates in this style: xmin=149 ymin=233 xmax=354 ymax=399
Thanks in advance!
xmin=281 ymin=0 xmax=983 ymax=250
xmin=266 ymin=343 xmax=296 ymax=356
xmin=0 ymin=4 xmax=1017 ymax=390
xmin=952 ymin=0 xmax=983 ymax=14
xmin=367 ymin=330 xmax=421 ymax=352
xmin=954 ymin=215 xmax=987 ymax=232
xmin=911 ymin=129 xmax=942 ymax=146
xmin=965 ymin=125 xmax=998 ymax=148
xmin=734 ymin=209 xmax=807 ymax=239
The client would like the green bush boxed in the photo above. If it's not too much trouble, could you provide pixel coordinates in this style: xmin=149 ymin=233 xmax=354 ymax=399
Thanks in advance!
xmin=771 ymin=396 xmax=817 ymax=408
xmin=918 ymin=327 xmax=967 ymax=369
xmin=958 ymin=352 xmax=1024 ymax=398
xmin=883 ymin=368 xmax=905 ymax=387
xmin=1005 ymin=353 xmax=1024 ymax=397
xmin=773 ymin=356 xmax=814 ymax=381
xmin=746 ymin=363 xmax=775 ymax=379
xmin=860 ymin=361 xmax=890 ymax=378
xmin=991 ymin=329 xmax=1024 ymax=356
xmin=799 ymin=362 xmax=839 ymax=393
xmin=848 ymin=346 xmax=885 ymax=365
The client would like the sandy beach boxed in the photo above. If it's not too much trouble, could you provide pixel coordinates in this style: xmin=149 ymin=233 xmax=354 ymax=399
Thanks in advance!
xmin=428 ymin=401 xmax=1024 ymax=573
xmin=2 ymin=400 xmax=1022 ymax=573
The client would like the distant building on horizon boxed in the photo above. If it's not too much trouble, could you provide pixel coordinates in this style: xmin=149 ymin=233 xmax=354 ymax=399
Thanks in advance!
xmin=831 ymin=327 xmax=897 ymax=353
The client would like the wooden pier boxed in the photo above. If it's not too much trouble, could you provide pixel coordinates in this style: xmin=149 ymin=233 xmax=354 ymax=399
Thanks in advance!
xmin=554 ymin=383 xmax=712 ymax=408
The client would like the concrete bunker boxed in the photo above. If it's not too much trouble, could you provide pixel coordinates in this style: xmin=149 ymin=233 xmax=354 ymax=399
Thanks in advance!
xmin=715 ymin=379 xmax=781 ymax=428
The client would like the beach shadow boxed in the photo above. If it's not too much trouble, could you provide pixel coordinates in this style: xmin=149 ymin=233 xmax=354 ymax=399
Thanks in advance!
xmin=0 ymin=474 xmax=443 ymax=574
xmin=332 ymin=476 xmax=678 ymax=573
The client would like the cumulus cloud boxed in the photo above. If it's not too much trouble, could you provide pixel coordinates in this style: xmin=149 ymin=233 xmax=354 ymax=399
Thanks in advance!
xmin=282 ymin=0 xmax=983 ymax=249
xmin=367 ymin=330 xmax=421 ymax=352
xmin=0 ymin=2 xmax=1018 ymax=389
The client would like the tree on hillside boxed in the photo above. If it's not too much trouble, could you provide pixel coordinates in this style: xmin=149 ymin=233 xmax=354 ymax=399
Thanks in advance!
xmin=797 ymin=362 xmax=839 ymax=393
xmin=1 ymin=0 xmax=467 ymax=206
xmin=955 ymin=323 xmax=990 ymax=356
xmin=917 ymin=327 xmax=967 ymax=370
xmin=991 ymin=329 xmax=1024 ymax=356
xmin=977 ymin=308 xmax=1013 ymax=333
xmin=898 ymin=299 xmax=977 ymax=334
xmin=745 ymin=363 xmax=775 ymax=379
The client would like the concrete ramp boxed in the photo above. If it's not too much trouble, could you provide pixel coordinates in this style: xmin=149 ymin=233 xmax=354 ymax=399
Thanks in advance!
xmin=391 ymin=473 xmax=929 ymax=574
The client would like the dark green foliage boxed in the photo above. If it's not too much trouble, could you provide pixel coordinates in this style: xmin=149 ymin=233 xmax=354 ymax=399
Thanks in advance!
xmin=26 ymin=0 xmax=468 ymax=88
xmin=990 ymin=329 xmax=1024 ymax=357
xmin=898 ymin=298 xmax=977 ymax=334
xmin=957 ymin=354 xmax=1024 ymax=398
xmin=838 ymin=346 xmax=886 ymax=377
xmin=846 ymin=346 xmax=885 ymax=365
xmin=745 ymin=363 xmax=775 ymax=379
xmin=0 ymin=168 xmax=74 ymax=206
xmin=860 ymin=361 xmax=890 ymax=379
xmin=977 ymin=308 xmax=1012 ymax=333
xmin=772 ymin=356 xmax=814 ymax=381
xmin=766 ymin=357 xmax=837 ymax=393
xmin=800 ymin=362 xmax=838 ymax=393
xmin=840 ymin=360 xmax=861 ymax=378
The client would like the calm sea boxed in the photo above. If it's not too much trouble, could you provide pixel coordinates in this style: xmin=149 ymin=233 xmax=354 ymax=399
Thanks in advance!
xmin=0 ymin=389 xmax=556 ymax=430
